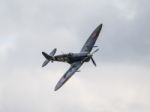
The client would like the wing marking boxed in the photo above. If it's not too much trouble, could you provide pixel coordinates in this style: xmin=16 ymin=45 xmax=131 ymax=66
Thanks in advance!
xmin=80 ymin=24 xmax=102 ymax=53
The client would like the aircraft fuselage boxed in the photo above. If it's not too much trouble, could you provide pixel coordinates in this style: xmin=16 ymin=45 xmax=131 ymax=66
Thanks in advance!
xmin=54 ymin=52 xmax=90 ymax=64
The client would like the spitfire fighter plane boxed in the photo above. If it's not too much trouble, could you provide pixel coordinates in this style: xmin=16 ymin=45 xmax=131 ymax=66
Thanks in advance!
xmin=42 ymin=24 xmax=103 ymax=91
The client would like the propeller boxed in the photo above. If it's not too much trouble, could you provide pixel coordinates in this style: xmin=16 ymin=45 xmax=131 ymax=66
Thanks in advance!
xmin=91 ymin=57 xmax=96 ymax=66
xmin=82 ymin=48 xmax=99 ymax=67
xmin=90 ymin=48 xmax=99 ymax=66
xmin=91 ymin=48 xmax=99 ymax=55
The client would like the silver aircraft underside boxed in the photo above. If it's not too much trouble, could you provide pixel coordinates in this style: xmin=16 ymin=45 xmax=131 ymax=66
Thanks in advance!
xmin=42 ymin=24 xmax=103 ymax=91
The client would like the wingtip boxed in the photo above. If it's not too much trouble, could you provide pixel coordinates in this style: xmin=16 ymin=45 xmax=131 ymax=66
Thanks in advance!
xmin=54 ymin=86 xmax=59 ymax=91
xmin=54 ymin=89 xmax=57 ymax=91
xmin=42 ymin=64 xmax=45 ymax=67
xmin=42 ymin=52 xmax=45 ymax=55
xmin=99 ymin=24 xmax=103 ymax=28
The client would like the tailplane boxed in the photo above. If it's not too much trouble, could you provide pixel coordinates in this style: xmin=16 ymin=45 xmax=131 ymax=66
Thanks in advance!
xmin=42 ymin=48 xmax=57 ymax=67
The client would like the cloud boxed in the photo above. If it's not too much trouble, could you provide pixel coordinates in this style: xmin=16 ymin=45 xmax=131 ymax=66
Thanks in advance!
xmin=0 ymin=0 xmax=150 ymax=112
xmin=0 ymin=36 xmax=17 ymax=60
xmin=0 ymin=63 xmax=150 ymax=112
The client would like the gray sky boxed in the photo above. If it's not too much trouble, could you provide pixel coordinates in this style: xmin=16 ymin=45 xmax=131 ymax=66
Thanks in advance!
xmin=0 ymin=0 xmax=150 ymax=112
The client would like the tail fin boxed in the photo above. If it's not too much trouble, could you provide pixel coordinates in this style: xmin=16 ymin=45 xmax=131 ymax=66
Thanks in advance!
xmin=42 ymin=48 xmax=57 ymax=67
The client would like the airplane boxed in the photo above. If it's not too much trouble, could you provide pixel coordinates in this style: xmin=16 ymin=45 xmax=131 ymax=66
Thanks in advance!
xmin=42 ymin=24 xmax=103 ymax=91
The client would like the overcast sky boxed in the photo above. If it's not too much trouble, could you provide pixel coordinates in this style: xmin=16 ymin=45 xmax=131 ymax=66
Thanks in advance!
xmin=0 ymin=0 xmax=150 ymax=112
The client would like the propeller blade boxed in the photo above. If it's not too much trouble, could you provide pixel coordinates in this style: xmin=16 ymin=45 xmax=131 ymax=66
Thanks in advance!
xmin=91 ymin=48 xmax=99 ymax=55
xmin=91 ymin=57 xmax=96 ymax=67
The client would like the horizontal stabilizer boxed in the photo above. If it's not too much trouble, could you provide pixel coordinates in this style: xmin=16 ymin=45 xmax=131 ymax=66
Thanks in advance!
xmin=49 ymin=48 xmax=57 ymax=56
xmin=42 ymin=60 xmax=50 ymax=67
xmin=42 ymin=52 xmax=52 ymax=60
xmin=42 ymin=48 xmax=57 ymax=67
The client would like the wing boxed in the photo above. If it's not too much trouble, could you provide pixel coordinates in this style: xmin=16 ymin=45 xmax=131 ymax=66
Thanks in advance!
xmin=54 ymin=61 xmax=83 ymax=91
xmin=80 ymin=24 xmax=103 ymax=53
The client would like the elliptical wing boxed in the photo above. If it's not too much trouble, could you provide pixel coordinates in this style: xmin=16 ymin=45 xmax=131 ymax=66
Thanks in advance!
xmin=80 ymin=24 xmax=102 ymax=53
xmin=54 ymin=61 xmax=83 ymax=91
